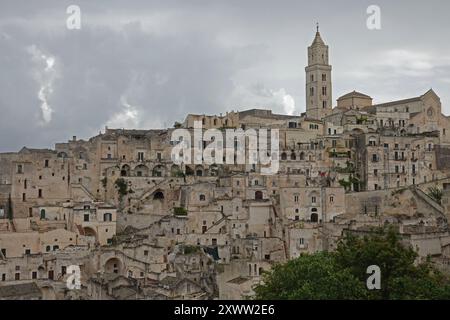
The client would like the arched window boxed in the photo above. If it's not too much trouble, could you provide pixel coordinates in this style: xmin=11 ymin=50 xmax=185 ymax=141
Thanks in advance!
xmin=40 ymin=209 xmax=46 ymax=220
xmin=300 ymin=152 xmax=305 ymax=160
xmin=290 ymin=153 xmax=296 ymax=160
xmin=281 ymin=153 xmax=287 ymax=160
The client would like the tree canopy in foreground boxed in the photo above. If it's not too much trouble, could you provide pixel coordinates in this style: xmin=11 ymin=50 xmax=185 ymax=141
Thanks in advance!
xmin=254 ymin=227 xmax=450 ymax=300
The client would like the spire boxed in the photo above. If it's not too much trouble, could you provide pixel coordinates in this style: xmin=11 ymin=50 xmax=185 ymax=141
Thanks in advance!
xmin=311 ymin=23 xmax=325 ymax=46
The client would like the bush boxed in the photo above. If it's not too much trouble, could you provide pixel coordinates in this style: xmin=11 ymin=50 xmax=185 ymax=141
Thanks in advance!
xmin=174 ymin=207 xmax=188 ymax=216
xmin=114 ymin=178 xmax=128 ymax=199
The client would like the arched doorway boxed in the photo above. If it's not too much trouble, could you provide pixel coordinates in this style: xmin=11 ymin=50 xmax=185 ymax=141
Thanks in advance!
xmin=134 ymin=164 xmax=149 ymax=177
xmin=121 ymin=165 xmax=130 ymax=177
xmin=310 ymin=212 xmax=319 ymax=223
xmin=195 ymin=165 xmax=204 ymax=177
xmin=152 ymin=165 xmax=165 ymax=177
xmin=153 ymin=191 xmax=164 ymax=200
xmin=83 ymin=227 xmax=97 ymax=243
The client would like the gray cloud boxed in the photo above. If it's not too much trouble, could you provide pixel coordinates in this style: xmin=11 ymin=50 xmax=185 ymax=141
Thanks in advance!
xmin=1 ymin=0 xmax=450 ymax=151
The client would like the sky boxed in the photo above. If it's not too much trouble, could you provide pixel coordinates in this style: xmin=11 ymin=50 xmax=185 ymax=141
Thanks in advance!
xmin=1 ymin=0 xmax=450 ymax=152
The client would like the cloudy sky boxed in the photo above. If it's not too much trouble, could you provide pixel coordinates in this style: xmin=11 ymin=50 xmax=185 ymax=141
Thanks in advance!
xmin=1 ymin=0 xmax=450 ymax=152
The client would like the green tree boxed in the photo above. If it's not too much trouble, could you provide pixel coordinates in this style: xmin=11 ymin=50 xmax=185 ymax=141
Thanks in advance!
xmin=254 ymin=227 xmax=450 ymax=300
xmin=254 ymin=252 xmax=368 ymax=300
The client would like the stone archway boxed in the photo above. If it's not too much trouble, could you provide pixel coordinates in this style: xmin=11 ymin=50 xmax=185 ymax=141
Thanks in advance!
xmin=83 ymin=226 xmax=98 ymax=243
xmin=104 ymin=257 xmax=123 ymax=274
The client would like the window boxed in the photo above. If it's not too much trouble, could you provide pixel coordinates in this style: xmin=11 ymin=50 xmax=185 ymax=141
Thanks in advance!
xmin=322 ymin=100 xmax=327 ymax=108
xmin=199 ymin=194 xmax=206 ymax=201
xmin=61 ymin=266 xmax=66 ymax=275
xmin=311 ymin=196 xmax=316 ymax=204
xmin=22 ymin=193 xmax=26 ymax=202
xmin=310 ymin=87 xmax=314 ymax=96
xmin=17 ymin=164 xmax=23 ymax=174
xmin=25 ymin=249 xmax=31 ymax=255
xmin=1 ymin=274 xmax=5 ymax=281
xmin=372 ymin=154 xmax=378 ymax=162
xmin=40 ymin=209 xmax=45 ymax=220
xmin=46 ymin=246 xmax=51 ymax=252
xmin=84 ymin=214 xmax=89 ymax=222
xmin=32 ymin=272 xmax=37 ymax=279
xmin=374 ymin=169 xmax=378 ymax=176
xmin=322 ymin=86 xmax=327 ymax=96
xmin=48 ymin=270 xmax=54 ymax=280
xmin=15 ymin=273 xmax=20 ymax=280
xmin=1 ymin=249 xmax=6 ymax=257
xmin=137 ymin=152 xmax=144 ymax=161
xmin=294 ymin=195 xmax=299 ymax=203
xmin=144 ymin=250 xmax=149 ymax=256
xmin=310 ymin=74 xmax=314 ymax=82
xmin=44 ymin=159 xmax=49 ymax=168
xmin=38 ymin=189 xmax=43 ymax=198
xmin=322 ymin=74 xmax=326 ymax=81
xmin=299 ymin=238 xmax=305 ymax=245
xmin=329 ymin=196 xmax=334 ymax=203
xmin=374 ymin=184 xmax=378 ymax=190
xmin=103 ymin=213 xmax=112 ymax=222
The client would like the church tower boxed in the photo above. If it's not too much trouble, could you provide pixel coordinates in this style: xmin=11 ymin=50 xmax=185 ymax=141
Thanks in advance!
xmin=305 ymin=24 xmax=332 ymax=120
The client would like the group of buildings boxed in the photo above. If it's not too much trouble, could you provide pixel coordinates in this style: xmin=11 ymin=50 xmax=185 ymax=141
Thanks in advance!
xmin=1 ymin=28 xmax=450 ymax=300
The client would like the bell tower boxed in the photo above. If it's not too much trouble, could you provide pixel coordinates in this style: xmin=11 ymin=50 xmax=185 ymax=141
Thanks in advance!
xmin=305 ymin=24 xmax=332 ymax=120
